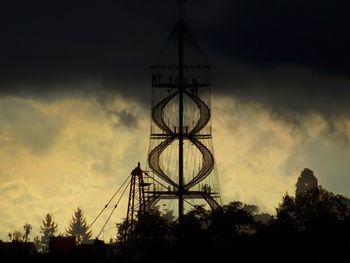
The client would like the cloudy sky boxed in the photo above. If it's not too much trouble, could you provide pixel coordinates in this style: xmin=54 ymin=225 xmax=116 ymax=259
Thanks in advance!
xmin=1 ymin=0 xmax=350 ymax=241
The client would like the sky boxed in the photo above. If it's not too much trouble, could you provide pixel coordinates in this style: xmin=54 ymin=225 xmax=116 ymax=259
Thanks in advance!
xmin=1 ymin=0 xmax=350 ymax=241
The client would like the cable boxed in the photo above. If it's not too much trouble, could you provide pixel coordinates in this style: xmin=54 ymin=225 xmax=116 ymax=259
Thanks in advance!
xmin=88 ymin=174 xmax=131 ymax=231
xmin=183 ymin=199 xmax=196 ymax=209
xmin=97 ymin=179 xmax=131 ymax=239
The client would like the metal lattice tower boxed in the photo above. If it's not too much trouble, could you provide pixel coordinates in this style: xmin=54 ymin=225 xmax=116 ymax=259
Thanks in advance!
xmin=145 ymin=1 xmax=221 ymax=223
xmin=124 ymin=162 xmax=149 ymax=239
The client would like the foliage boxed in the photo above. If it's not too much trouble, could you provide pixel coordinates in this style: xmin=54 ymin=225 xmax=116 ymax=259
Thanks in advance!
xmin=116 ymin=208 xmax=175 ymax=262
xmin=8 ymin=223 xmax=32 ymax=242
xmin=66 ymin=207 xmax=92 ymax=244
xmin=276 ymin=186 xmax=348 ymax=231
xmin=114 ymin=186 xmax=350 ymax=263
xmin=36 ymin=213 xmax=58 ymax=253
xmin=4 ymin=180 xmax=350 ymax=262
xmin=23 ymin=223 xmax=32 ymax=242
xmin=9 ymin=230 xmax=23 ymax=242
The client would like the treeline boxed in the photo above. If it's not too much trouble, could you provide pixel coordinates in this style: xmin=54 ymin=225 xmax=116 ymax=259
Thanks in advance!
xmin=4 ymin=207 xmax=91 ymax=253
xmin=1 ymin=186 xmax=349 ymax=262
xmin=117 ymin=186 xmax=350 ymax=263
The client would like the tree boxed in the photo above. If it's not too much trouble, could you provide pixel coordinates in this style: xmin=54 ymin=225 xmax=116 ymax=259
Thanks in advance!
xmin=33 ymin=236 xmax=41 ymax=252
xmin=213 ymin=201 xmax=255 ymax=237
xmin=66 ymin=207 xmax=92 ymax=244
xmin=11 ymin=230 xmax=23 ymax=242
xmin=185 ymin=205 xmax=211 ymax=232
xmin=276 ymin=186 xmax=348 ymax=231
xmin=8 ymin=223 xmax=32 ymax=242
xmin=272 ymin=186 xmax=350 ymax=261
xmin=275 ymin=193 xmax=297 ymax=228
xmin=116 ymin=208 xmax=174 ymax=262
xmin=23 ymin=223 xmax=32 ymax=242
xmin=37 ymin=214 xmax=58 ymax=253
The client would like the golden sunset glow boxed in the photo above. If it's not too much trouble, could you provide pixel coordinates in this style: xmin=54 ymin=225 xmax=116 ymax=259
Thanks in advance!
xmin=1 ymin=91 xmax=349 ymax=241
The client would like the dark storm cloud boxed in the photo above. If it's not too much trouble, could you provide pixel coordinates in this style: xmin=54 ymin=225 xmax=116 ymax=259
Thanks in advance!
xmin=192 ymin=0 xmax=350 ymax=123
xmin=199 ymin=0 xmax=350 ymax=74
xmin=108 ymin=109 xmax=138 ymax=128
xmin=0 ymin=0 xmax=176 ymax=102
xmin=0 ymin=0 xmax=350 ymax=122
xmin=215 ymin=65 xmax=350 ymax=122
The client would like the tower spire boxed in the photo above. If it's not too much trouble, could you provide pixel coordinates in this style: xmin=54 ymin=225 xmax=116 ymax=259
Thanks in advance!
xmin=177 ymin=0 xmax=186 ymax=20
xmin=177 ymin=0 xmax=186 ymax=7
xmin=177 ymin=14 xmax=185 ymax=226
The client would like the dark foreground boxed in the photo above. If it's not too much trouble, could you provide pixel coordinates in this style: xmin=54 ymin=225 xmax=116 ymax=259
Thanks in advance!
xmin=1 ymin=186 xmax=349 ymax=262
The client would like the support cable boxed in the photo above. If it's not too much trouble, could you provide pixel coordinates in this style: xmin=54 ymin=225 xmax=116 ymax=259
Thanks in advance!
xmin=97 ymin=179 xmax=131 ymax=239
xmin=184 ymin=199 xmax=196 ymax=208
xmin=88 ymin=174 xmax=131 ymax=231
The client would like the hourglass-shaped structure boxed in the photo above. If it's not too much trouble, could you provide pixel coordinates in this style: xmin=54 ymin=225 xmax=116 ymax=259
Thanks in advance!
xmin=145 ymin=2 xmax=221 ymax=221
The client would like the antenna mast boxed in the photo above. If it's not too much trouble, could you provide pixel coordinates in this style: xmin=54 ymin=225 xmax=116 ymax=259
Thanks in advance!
xmin=178 ymin=0 xmax=186 ymax=18
xmin=177 ymin=0 xmax=186 ymax=225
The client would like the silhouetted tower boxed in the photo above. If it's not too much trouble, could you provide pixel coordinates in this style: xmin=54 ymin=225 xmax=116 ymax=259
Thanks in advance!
xmin=125 ymin=162 xmax=149 ymax=238
xmin=295 ymin=168 xmax=318 ymax=196
xmin=146 ymin=0 xmax=221 ymax=223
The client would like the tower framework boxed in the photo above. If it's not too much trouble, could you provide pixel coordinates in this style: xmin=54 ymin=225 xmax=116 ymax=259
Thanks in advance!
xmin=144 ymin=2 xmax=221 ymax=221
xmin=124 ymin=163 xmax=149 ymax=239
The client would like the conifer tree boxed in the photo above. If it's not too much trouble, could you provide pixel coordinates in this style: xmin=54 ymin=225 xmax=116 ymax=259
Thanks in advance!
xmin=39 ymin=213 xmax=58 ymax=253
xmin=66 ymin=207 xmax=92 ymax=244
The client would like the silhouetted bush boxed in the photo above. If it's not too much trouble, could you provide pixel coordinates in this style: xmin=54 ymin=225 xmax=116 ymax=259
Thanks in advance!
xmin=2 ymin=186 xmax=349 ymax=262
